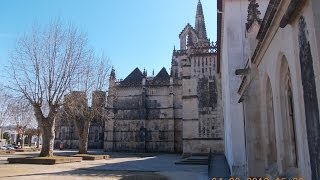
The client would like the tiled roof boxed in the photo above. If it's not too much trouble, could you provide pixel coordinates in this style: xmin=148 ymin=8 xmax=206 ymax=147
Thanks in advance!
xmin=149 ymin=67 xmax=170 ymax=85
xmin=120 ymin=68 xmax=145 ymax=86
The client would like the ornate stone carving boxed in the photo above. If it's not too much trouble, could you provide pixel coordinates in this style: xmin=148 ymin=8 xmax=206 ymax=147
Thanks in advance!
xmin=246 ymin=0 xmax=262 ymax=30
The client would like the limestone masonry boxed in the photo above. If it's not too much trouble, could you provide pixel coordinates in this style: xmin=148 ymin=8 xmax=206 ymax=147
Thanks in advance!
xmin=53 ymin=0 xmax=320 ymax=178
xmin=105 ymin=0 xmax=223 ymax=154
xmin=220 ymin=0 xmax=320 ymax=179
xmin=55 ymin=1 xmax=224 ymax=155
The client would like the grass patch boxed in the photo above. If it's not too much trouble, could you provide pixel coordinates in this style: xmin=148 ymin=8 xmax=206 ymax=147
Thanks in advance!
xmin=72 ymin=154 xmax=109 ymax=160
xmin=7 ymin=156 xmax=82 ymax=165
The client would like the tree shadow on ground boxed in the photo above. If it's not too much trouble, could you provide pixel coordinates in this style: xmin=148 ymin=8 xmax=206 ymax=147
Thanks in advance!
xmin=1 ymin=154 xmax=207 ymax=179
xmin=1 ymin=169 xmax=168 ymax=180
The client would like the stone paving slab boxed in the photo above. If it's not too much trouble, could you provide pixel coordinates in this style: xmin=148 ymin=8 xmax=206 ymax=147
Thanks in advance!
xmin=209 ymin=154 xmax=230 ymax=179
xmin=90 ymin=154 xmax=207 ymax=172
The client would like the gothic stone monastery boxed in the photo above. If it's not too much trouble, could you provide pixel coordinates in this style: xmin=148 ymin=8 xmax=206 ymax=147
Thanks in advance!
xmin=55 ymin=0 xmax=320 ymax=179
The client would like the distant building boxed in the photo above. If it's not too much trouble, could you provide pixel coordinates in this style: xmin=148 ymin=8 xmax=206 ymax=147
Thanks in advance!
xmin=105 ymin=0 xmax=223 ymax=154
xmin=54 ymin=91 xmax=105 ymax=149
xmin=54 ymin=1 xmax=223 ymax=155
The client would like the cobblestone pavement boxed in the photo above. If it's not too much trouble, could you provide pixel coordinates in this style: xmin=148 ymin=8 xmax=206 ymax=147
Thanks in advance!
xmin=0 ymin=150 xmax=208 ymax=180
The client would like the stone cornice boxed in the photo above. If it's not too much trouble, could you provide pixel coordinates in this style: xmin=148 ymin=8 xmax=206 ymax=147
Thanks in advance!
xmin=217 ymin=0 xmax=222 ymax=74
xmin=280 ymin=0 xmax=307 ymax=28
xmin=252 ymin=0 xmax=283 ymax=65
xmin=239 ymin=0 xmax=290 ymax=98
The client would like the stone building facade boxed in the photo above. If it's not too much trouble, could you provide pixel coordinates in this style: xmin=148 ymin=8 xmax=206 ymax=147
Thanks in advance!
xmin=105 ymin=0 xmax=224 ymax=154
xmin=219 ymin=0 xmax=320 ymax=179
xmin=105 ymin=67 xmax=177 ymax=152
xmin=54 ymin=91 xmax=106 ymax=149
xmin=53 ymin=0 xmax=223 ymax=155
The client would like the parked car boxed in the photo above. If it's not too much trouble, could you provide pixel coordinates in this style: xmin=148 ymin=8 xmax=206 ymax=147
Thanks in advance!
xmin=0 ymin=145 xmax=15 ymax=150
xmin=11 ymin=144 xmax=20 ymax=149
xmin=6 ymin=144 xmax=15 ymax=150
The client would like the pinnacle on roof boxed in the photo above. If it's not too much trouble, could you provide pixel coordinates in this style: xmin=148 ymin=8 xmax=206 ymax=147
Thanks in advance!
xmin=143 ymin=68 xmax=147 ymax=76
xmin=246 ymin=0 xmax=262 ymax=30
xmin=195 ymin=0 xmax=207 ymax=40
xmin=110 ymin=66 xmax=116 ymax=79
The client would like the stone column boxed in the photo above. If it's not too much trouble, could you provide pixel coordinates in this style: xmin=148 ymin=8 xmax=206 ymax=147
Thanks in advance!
xmin=169 ymin=77 xmax=175 ymax=152
xmin=104 ymin=84 xmax=115 ymax=151
xmin=243 ymin=75 xmax=265 ymax=176
xmin=181 ymin=58 xmax=199 ymax=155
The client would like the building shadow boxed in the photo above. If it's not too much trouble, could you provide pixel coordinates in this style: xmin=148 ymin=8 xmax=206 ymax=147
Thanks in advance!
xmin=1 ymin=154 xmax=208 ymax=180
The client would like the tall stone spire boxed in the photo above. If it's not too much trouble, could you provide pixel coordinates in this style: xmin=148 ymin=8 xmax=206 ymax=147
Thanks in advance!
xmin=195 ymin=0 xmax=207 ymax=40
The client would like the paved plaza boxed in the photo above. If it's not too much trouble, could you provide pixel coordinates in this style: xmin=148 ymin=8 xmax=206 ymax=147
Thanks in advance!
xmin=0 ymin=150 xmax=208 ymax=180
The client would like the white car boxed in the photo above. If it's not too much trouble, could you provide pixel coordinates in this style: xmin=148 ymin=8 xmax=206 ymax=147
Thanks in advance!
xmin=0 ymin=145 xmax=15 ymax=150
xmin=6 ymin=145 xmax=15 ymax=150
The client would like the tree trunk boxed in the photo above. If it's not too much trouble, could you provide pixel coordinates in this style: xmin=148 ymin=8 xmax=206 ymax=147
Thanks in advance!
xmin=22 ymin=134 xmax=25 ymax=148
xmin=36 ymin=114 xmax=55 ymax=157
xmin=37 ymin=126 xmax=40 ymax=148
xmin=78 ymin=121 xmax=90 ymax=154
xmin=33 ymin=105 xmax=57 ymax=157
xmin=37 ymin=133 xmax=40 ymax=148
xmin=39 ymin=120 xmax=55 ymax=157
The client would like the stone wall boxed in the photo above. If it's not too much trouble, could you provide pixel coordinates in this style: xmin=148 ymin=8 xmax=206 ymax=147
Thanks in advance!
xmin=220 ymin=0 xmax=250 ymax=177
xmin=55 ymin=121 xmax=104 ymax=149
xmin=173 ymin=84 xmax=183 ymax=153
xmin=105 ymin=85 xmax=177 ymax=153
xmin=179 ymin=48 xmax=223 ymax=155
xmin=54 ymin=91 xmax=105 ymax=149
xmin=182 ymin=75 xmax=224 ymax=154
xmin=223 ymin=0 xmax=320 ymax=179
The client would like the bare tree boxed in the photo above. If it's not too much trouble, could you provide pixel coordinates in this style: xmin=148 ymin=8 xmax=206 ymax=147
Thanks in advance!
xmin=0 ymin=88 xmax=10 ymax=127
xmin=6 ymin=97 xmax=36 ymax=148
xmin=24 ymin=128 xmax=39 ymax=147
xmin=8 ymin=21 xmax=92 ymax=157
xmin=0 ymin=88 xmax=11 ymax=140
xmin=63 ymin=56 xmax=110 ymax=154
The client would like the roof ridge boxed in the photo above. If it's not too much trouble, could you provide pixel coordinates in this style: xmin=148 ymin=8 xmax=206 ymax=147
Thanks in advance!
xmin=120 ymin=67 xmax=144 ymax=86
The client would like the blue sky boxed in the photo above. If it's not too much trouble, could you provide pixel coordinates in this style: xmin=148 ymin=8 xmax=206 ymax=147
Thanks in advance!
xmin=0 ymin=0 xmax=217 ymax=80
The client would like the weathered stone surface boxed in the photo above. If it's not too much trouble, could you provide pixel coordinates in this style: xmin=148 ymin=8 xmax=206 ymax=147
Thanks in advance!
xmin=299 ymin=16 xmax=320 ymax=180
xmin=221 ymin=0 xmax=320 ymax=179
xmin=55 ymin=1 xmax=223 ymax=156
